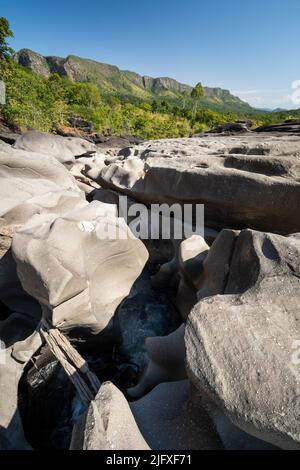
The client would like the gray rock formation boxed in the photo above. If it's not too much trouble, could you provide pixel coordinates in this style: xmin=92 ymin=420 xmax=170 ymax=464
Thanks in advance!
xmin=0 ymin=146 xmax=86 ymax=317
xmin=255 ymin=120 xmax=300 ymax=134
xmin=12 ymin=202 xmax=148 ymax=339
xmin=127 ymin=325 xmax=186 ymax=399
xmin=0 ymin=144 xmax=85 ymax=231
xmin=0 ymin=325 xmax=42 ymax=449
xmin=13 ymin=49 xmax=51 ymax=77
xmin=86 ymin=134 xmax=300 ymax=234
xmin=130 ymin=380 xmax=223 ymax=450
xmin=186 ymin=229 xmax=300 ymax=449
xmin=13 ymin=130 xmax=97 ymax=166
xmin=1 ymin=127 xmax=300 ymax=451
xmin=176 ymin=235 xmax=209 ymax=319
xmin=71 ymin=382 xmax=149 ymax=450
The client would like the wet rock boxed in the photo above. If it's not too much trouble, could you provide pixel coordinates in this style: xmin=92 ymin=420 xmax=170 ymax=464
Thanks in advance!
xmin=116 ymin=272 xmax=180 ymax=371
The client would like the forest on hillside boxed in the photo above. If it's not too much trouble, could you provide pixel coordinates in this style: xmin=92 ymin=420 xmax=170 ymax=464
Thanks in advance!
xmin=1 ymin=18 xmax=299 ymax=139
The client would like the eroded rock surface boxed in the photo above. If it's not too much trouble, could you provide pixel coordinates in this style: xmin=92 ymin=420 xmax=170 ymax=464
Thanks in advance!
xmin=71 ymin=381 xmax=149 ymax=450
xmin=86 ymin=134 xmax=300 ymax=234
xmin=12 ymin=202 xmax=148 ymax=339
xmin=1 ymin=128 xmax=300 ymax=451
xmin=186 ymin=229 xmax=300 ymax=449
xmin=130 ymin=380 xmax=223 ymax=450
xmin=0 ymin=324 xmax=42 ymax=450
xmin=13 ymin=130 xmax=97 ymax=166
xmin=0 ymin=145 xmax=85 ymax=230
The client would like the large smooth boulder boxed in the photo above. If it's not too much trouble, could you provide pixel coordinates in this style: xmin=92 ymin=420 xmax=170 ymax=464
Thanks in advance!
xmin=87 ymin=134 xmax=300 ymax=234
xmin=0 ymin=146 xmax=86 ymax=230
xmin=0 ymin=148 xmax=86 ymax=315
xmin=13 ymin=130 xmax=97 ymax=166
xmin=0 ymin=247 xmax=41 ymax=317
xmin=12 ymin=202 xmax=149 ymax=339
xmin=186 ymin=229 xmax=300 ymax=449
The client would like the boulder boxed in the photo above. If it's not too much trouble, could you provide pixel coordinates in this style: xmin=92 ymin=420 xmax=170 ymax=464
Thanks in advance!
xmin=0 ymin=323 xmax=42 ymax=450
xmin=196 ymin=229 xmax=239 ymax=300
xmin=130 ymin=380 xmax=223 ymax=450
xmin=0 ymin=247 xmax=41 ymax=317
xmin=0 ymin=146 xmax=86 ymax=231
xmin=0 ymin=227 xmax=12 ymax=259
xmin=151 ymin=235 xmax=209 ymax=319
xmin=186 ymin=229 xmax=300 ymax=449
xmin=207 ymin=120 xmax=253 ymax=134
xmin=71 ymin=381 xmax=149 ymax=450
xmin=12 ymin=201 xmax=149 ymax=339
xmin=127 ymin=325 xmax=186 ymax=399
xmin=255 ymin=120 xmax=300 ymax=134
xmin=176 ymin=235 xmax=209 ymax=319
xmin=69 ymin=154 xmax=103 ymax=189
xmin=0 ymin=119 xmax=20 ymax=145
xmin=0 ymin=149 xmax=85 ymax=316
xmin=13 ymin=130 xmax=97 ymax=166
xmin=87 ymin=134 xmax=300 ymax=234
xmin=202 ymin=398 xmax=278 ymax=450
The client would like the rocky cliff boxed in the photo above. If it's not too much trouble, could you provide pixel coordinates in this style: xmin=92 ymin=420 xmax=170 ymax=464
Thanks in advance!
xmin=13 ymin=48 xmax=253 ymax=112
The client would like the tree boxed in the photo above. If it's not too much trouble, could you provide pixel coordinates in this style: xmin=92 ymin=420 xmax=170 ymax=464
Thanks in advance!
xmin=66 ymin=82 xmax=101 ymax=108
xmin=191 ymin=82 xmax=204 ymax=118
xmin=181 ymin=90 xmax=190 ymax=110
xmin=0 ymin=17 xmax=14 ymax=62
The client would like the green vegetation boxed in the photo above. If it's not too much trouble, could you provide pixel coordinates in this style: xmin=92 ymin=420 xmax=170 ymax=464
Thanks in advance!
xmin=14 ymin=48 xmax=257 ymax=114
xmin=2 ymin=60 xmax=299 ymax=138
xmin=0 ymin=17 xmax=14 ymax=62
xmin=0 ymin=62 xmax=191 ymax=138
xmin=191 ymin=82 xmax=204 ymax=117
xmin=1 ymin=18 xmax=299 ymax=139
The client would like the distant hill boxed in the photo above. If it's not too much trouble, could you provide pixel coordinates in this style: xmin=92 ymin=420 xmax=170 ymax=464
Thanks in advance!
xmin=272 ymin=108 xmax=287 ymax=113
xmin=256 ymin=107 xmax=287 ymax=113
xmin=13 ymin=48 xmax=255 ymax=113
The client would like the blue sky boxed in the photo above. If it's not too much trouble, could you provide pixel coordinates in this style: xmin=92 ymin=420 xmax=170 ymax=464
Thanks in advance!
xmin=2 ymin=0 xmax=300 ymax=109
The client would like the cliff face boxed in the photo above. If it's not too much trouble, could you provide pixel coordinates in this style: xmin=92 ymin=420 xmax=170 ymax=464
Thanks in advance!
xmin=14 ymin=49 xmax=51 ymax=77
xmin=13 ymin=48 xmax=252 ymax=112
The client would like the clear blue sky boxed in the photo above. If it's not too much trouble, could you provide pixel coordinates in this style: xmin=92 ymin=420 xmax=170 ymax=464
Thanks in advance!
xmin=2 ymin=0 xmax=300 ymax=109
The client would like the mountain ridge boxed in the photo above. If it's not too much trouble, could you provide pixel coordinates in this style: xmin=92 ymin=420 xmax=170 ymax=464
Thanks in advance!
xmin=13 ymin=48 xmax=254 ymax=113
